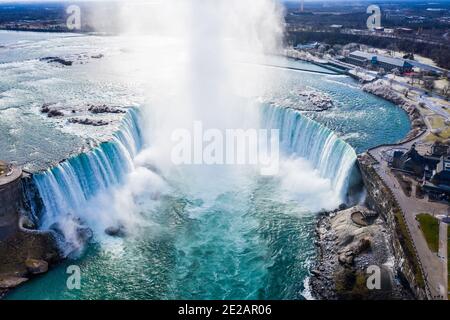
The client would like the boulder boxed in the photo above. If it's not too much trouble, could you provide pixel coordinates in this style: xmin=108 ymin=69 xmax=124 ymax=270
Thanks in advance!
xmin=338 ymin=234 xmax=355 ymax=247
xmin=75 ymin=225 xmax=94 ymax=245
xmin=40 ymin=104 xmax=51 ymax=113
xmin=47 ymin=109 xmax=64 ymax=118
xmin=68 ymin=118 xmax=109 ymax=126
xmin=338 ymin=251 xmax=354 ymax=266
xmin=88 ymin=104 xmax=125 ymax=114
xmin=311 ymin=269 xmax=322 ymax=277
xmin=49 ymin=219 xmax=93 ymax=251
xmin=355 ymin=237 xmax=371 ymax=254
xmin=25 ymin=258 xmax=48 ymax=275
xmin=105 ymin=225 xmax=126 ymax=238
xmin=40 ymin=56 xmax=73 ymax=66
xmin=21 ymin=216 xmax=36 ymax=230
xmin=40 ymin=104 xmax=63 ymax=117
xmin=0 ymin=276 xmax=28 ymax=288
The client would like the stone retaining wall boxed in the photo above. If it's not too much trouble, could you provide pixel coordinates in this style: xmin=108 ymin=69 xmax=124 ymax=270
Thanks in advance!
xmin=0 ymin=169 xmax=23 ymax=239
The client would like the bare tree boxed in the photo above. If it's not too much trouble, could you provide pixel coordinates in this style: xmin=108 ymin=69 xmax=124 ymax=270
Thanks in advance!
xmin=403 ymin=88 xmax=410 ymax=98
xmin=424 ymin=78 xmax=435 ymax=92
xmin=442 ymin=85 xmax=450 ymax=100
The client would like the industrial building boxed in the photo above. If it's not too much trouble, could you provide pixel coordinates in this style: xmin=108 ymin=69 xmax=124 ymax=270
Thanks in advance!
xmin=346 ymin=51 xmax=414 ymax=73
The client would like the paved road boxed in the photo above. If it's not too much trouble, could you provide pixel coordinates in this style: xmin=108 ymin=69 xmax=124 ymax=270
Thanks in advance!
xmin=419 ymin=96 xmax=450 ymax=121
xmin=382 ymin=76 xmax=450 ymax=120
xmin=364 ymin=73 xmax=450 ymax=298
xmin=369 ymin=145 xmax=448 ymax=299
xmin=347 ymin=68 xmax=450 ymax=120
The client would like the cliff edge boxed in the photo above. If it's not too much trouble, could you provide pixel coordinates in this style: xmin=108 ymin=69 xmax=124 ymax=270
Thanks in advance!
xmin=0 ymin=162 xmax=61 ymax=298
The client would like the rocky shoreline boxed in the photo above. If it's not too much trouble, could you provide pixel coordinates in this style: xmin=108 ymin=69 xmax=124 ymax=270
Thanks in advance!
xmin=40 ymin=103 xmax=126 ymax=126
xmin=309 ymin=78 xmax=428 ymax=300
xmin=362 ymin=80 xmax=426 ymax=141
xmin=297 ymin=89 xmax=334 ymax=111
xmin=310 ymin=206 xmax=414 ymax=300
xmin=0 ymin=215 xmax=62 ymax=299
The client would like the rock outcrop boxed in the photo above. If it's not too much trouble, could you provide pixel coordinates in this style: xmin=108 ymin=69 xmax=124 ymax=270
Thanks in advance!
xmin=105 ymin=224 xmax=127 ymax=238
xmin=88 ymin=104 xmax=126 ymax=114
xmin=357 ymin=153 xmax=428 ymax=299
xmin=0 ymin=221 xmax=61 ymax=298
xmin=298 ymin=89 xmax=334 ymax=111
xmin=363 ymin=81 xmax=407 ymax=106
xmin=40 ymin=104 xmax=64 ymax=118
xmin=68 ymin=118 xmax=110 ymax=126
xmin=25 ymin=258 xmax=49 ymax=275
xmin=310 ymin=205 xmax=412 ymax=300
xmin=40 ymin=56 xmax=73 ymax=66
xmin=0 ymin=172 xmax=62 ymax=298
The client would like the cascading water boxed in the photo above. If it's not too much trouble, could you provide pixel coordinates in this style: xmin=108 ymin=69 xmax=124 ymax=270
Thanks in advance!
xmin=2 ymin=0 xmax=413 ymax=300
xmin=30 ymin=108 xmax=143 ymax=253
xmin=261 ymin=105 xmax=357 ymax=200
xmin=30 ymin=103 xmax=357 ymax=257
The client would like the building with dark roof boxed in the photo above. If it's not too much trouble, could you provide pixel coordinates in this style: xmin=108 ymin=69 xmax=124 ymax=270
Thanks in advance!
xmin=431 ymin=141 xmax=449 ymax=157
xmin=395 ymin=27 xmax=414 ymax=34
xmin=431 ymin=156 xmax=450 ymax=186
xmin=391 ymin=144 xmax=439 ymax=176
xmin=391 ymin=144 xmax=450 ymax=201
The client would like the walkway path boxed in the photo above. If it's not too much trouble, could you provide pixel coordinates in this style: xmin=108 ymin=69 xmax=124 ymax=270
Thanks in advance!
xmin=380 ymin=76 xmax=450 ymax=121
xmin=0 ymin=162 xmax=22 ymax=187
xmin=250 ymin=62 xmax=339 ymax=75
xmin=369 ymin=143 xmax=448 ymax=299
xmin=419 ymin=96 xmax=450 ymax=121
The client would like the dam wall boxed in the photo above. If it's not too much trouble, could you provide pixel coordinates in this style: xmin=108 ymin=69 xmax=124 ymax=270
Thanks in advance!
xmin=357 ymin=153 xmax=429 ymax=300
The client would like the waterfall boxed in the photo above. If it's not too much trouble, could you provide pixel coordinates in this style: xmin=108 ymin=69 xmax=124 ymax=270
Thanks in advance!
xmin=261 ymin=105 xmax=357 ymax=200
xmin=30 ymin=108 xmax=142 ymax=252
xmin=29 ymin=103 xmax=357 ymax=254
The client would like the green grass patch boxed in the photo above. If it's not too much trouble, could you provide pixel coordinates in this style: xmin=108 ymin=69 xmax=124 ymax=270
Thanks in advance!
xmin=429 ymin=116 xmax=445 ymax=129
xmin=394 ymin=210 xmax=425 ymax=288
xmin=425 ymin=116 xmax=450 ymax=143
xmin=417 ymin=213 xmax=439 ymax=253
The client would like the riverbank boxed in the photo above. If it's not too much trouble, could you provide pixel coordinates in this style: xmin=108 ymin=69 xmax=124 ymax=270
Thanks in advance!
xmin=362 ymin=80 xmax=426 ymax=142
xmin=0 ymin=106 xmax=139 ymax=298
xmin=0 ymin=33 xmax=414 ymax=298
xmin=310 ymin=153 xmax=430 ymax=300
xmin=0 ymin=166 xmax=61 ymax=297
xmin=310 ymin=66 xmax=445 ymax=299
xmin=310 ymin=206 xmax=414 ymax=300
